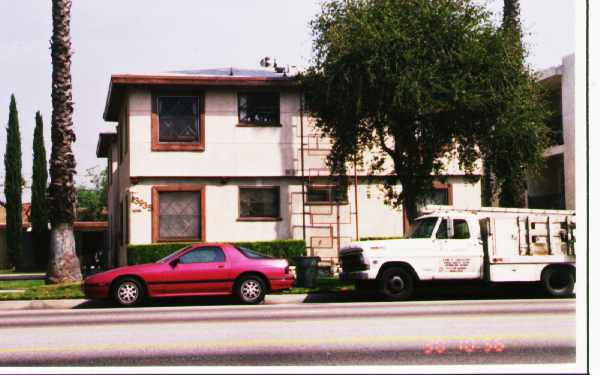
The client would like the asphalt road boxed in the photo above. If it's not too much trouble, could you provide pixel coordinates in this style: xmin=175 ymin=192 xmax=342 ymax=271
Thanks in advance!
xmin=0 ymin=297 xmax=575 ymax=367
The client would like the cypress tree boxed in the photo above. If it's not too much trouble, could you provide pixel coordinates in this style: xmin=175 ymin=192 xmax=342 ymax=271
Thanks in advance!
xmin=498 ymin=0 xmax=527 ymax=208
xmin=31 ymin=111 xmax=50 ymax=270
xmin=3 ymin=95 xmax=23 ymax=269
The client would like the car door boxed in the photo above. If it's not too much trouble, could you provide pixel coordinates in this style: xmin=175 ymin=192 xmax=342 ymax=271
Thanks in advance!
xmin=162 ymin=246 xmax=231 ymax=294
xmin=435 ymin=218 xmax=483 ymax=279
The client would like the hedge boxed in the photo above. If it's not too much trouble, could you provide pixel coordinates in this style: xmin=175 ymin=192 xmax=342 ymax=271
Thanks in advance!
xmin=127 ymin=240 xmax=306 ymax=265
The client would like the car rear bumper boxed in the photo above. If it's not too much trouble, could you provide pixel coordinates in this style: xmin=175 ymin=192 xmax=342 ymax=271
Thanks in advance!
xmin=270 ymin=276 xmax=295 ymax=291
xmin=83 ymin=283 xmax=110 ymax=299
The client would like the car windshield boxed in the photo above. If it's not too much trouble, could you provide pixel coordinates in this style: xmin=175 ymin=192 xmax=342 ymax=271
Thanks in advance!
xmin=235 ymin=246 xmax=273 ymax=259
xmin=407 ymin=217 xmax=439 ymax=239
xmin=156 ymin=246 xmax=193 ymax=263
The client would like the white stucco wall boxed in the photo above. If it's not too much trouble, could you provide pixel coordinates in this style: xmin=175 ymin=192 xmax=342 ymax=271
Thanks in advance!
xmin=128 ymin=90 xmax=300 ymax=177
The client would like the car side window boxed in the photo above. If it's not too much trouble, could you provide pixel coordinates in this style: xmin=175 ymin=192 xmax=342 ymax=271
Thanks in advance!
xmin=436 ymin=219 xmax=448 ymax=239
xmin=179 ymin=247 xmax=225 ymax=264
xmin=453 ymin=219 xmax=470 ymax=239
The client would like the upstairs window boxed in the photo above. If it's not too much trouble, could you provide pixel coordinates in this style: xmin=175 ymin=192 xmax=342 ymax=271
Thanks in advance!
xmin=151 ymin=92 xmax=204 ymax=151
xmin=238 ymin=186 xmax=280 ymax=220
xmin=158 ymin=96 xmax=199 ymax=142
xmin=238 ymin=92 xmax=280 ymax=126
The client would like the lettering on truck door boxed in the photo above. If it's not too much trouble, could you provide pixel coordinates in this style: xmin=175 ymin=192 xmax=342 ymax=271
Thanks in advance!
xmin=435 ymin=218 xmax=483 ymax=279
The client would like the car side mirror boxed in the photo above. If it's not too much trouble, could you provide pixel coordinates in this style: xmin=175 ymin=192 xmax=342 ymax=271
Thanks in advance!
xmin=169 ymin=258 xmax=180 ymax=268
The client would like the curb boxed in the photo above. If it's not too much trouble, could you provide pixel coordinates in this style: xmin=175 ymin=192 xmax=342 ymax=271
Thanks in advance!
xmin=0 ymin=294 xmax=313 ymax=311
xmin=0 ymin=274 xmax=46 ymax=281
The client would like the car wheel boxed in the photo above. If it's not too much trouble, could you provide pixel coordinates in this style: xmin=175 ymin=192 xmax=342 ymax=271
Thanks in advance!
xmin=113 ymin=277 xmax=145 ymax=307
xmin=379 ymin=268 xmax=414 ymax=301
xmin=542 ymin=268 xmax=574 ymax=297
xmin=236 ymin=276 xmax=266 ymax=304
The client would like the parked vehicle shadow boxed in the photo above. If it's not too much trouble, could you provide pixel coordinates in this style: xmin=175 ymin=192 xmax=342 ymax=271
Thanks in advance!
xmin=73 ymin=295 xmax=240 ymax=309
xmin=302 ymin=281 xmax=575 ymax=304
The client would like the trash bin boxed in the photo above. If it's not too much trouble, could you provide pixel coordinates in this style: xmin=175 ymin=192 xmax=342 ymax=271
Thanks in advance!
xmin=292 ymin=256 xmax=321 ymax=288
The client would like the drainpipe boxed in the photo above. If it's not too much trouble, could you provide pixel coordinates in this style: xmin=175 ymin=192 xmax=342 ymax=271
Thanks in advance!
xmin=354 ymin=156 xmax=359 ymax=241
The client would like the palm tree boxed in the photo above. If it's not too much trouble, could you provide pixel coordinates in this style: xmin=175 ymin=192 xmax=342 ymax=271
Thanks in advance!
xmin=47 ymin=0 xmax=82 ymax=283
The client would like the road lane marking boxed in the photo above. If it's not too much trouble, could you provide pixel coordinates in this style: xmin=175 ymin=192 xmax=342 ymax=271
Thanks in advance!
xmin=0 ymin=333 xmax=574 ymax=356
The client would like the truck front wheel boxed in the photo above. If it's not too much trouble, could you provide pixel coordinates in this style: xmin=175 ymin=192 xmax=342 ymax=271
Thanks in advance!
xmin=542 ymin=268 xmax=575 ymax=297
xmin=379 ymin=268 xmax=414 ymax=301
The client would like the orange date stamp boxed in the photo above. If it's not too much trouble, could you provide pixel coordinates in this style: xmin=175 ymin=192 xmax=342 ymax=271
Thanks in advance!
xmin=423 ymin=339 xmax=506 ymax=355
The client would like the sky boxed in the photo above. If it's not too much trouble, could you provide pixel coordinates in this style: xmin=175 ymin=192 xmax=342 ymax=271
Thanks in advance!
xmin=0 ymin=0 xmax=576 ymax=201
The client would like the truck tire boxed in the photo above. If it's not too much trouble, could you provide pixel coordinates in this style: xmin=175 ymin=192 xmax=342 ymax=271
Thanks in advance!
xmin=542 ymin=268 xmax=575 ymax=297
xmin=379 ymin=268 xmax=414 ymax=301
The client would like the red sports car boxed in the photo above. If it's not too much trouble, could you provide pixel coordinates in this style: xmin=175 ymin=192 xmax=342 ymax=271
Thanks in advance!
xmin=83 ymin=243 xmax=295 ymax=306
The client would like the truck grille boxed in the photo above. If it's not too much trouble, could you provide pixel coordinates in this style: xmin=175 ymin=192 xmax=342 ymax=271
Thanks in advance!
xmin=340 ymin=251 xmax=368 ymax=272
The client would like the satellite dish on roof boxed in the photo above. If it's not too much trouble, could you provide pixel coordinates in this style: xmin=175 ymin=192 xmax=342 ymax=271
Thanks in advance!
xmin=260 ymin=57 xmax=272 ymax=68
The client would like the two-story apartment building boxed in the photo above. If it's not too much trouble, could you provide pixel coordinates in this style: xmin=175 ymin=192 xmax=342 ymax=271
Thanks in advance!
xmin=97 ymin=67 xmax=482 ymax=268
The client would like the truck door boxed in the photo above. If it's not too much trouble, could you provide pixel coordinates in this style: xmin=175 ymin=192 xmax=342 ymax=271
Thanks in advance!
xmin=435 ymin=218 xmax=483 ymax=279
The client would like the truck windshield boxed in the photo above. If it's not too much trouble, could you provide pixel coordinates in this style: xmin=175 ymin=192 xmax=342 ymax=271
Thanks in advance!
xmin=407 ymin=217 xmax=439 ymax=238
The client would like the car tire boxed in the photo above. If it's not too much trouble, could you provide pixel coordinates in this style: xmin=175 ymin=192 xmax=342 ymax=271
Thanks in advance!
xmin=378 ymin=267 xmax=414 ymax=301
xmin=236 ymin=276 xmax=266 ymax=304
xmin=113 ymin=277 xmax=145 ymax=307
xmin=542 ymin=268 xmax=575 ymax=297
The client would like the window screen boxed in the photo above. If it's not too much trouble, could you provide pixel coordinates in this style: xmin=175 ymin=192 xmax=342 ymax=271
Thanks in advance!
xmin=157 ymin=96 xmax=200 ymax=142
xmin=158 ymin=191 xmax=201 ymax=240
xmin=239 ymin=187 xmax=280 ymax=218
xmin=238 ymin=92 xmax=280 ymax=125
xmin=306 ymin=186 xmax=347 ymax=204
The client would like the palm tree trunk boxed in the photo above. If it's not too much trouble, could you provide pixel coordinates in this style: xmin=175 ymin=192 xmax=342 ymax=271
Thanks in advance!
xmin=47 ymin=0 xmax=82 ymax=283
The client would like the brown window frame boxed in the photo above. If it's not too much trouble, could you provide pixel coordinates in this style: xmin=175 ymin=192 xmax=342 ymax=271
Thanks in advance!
xmin=305 ymin=185 xmax=348 ymax=205
xmin=237 ymin=186 xmax=281 ymax=221
xmin=152 ymin=185 xmax=206 ymax=243
xmin=236 ymin=91 xmax=281 ymax=127
xmin=151 ymin=90 xmax=205 ymax=152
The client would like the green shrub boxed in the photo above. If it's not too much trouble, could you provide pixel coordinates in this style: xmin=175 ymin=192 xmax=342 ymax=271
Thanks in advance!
xmin=127 ymin=240 xmax=306 ymax=265
xmin=359 ymin=236 xmax=403 ymax=241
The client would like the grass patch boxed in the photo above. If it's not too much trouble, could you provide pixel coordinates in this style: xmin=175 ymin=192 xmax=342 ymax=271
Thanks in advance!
xmin=0 ymin=282 xmax=83 ymax=301
xmin=282 ymin=277 xmax=354 ymax=294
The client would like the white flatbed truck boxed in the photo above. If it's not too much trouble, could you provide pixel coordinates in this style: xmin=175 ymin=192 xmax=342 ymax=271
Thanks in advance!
xmin=339 ymin=205 xmax=576 ymax=300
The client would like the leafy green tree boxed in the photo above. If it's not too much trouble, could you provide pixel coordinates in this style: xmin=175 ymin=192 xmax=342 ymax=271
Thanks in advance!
xmin=47 ymin=0 xmax=82 ymax=283
xmin=31 ymin=111 xmax=50 ymax=270
xmin=76 ymin=166 xmax=108 ymax=221
xmin=302 ymin=0 xmax=549 ymax=224
xmin=3 ymin=94 xmax=23 ymax=268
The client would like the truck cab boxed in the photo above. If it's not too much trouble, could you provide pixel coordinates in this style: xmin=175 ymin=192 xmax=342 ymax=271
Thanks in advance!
xmin=340 ymin=213 xmax=483 ymax=283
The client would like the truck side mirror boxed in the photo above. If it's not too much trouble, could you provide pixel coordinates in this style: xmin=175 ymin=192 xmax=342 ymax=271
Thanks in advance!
xmin=447 ymin=218 xmax=454 ymax=239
